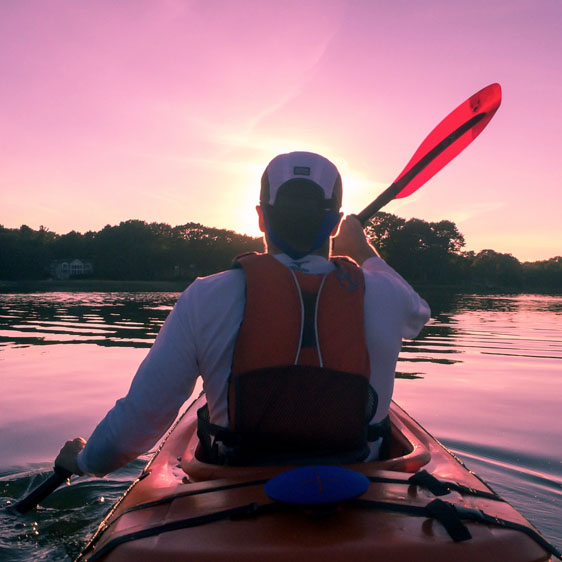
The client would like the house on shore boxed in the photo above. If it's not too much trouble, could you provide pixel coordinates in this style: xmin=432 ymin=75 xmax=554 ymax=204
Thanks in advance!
xmin=49 ymin=259 xmax=94 ymax=280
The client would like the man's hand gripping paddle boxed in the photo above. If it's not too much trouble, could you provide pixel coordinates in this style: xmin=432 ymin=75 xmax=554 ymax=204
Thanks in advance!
xmin=12 ymin=438 xmax=84 ymax=514
xmin=356 ymin=83 xmax=502 ymax=225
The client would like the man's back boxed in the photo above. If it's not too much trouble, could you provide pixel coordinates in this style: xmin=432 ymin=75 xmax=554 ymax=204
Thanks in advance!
xmin=57 ymin=152 xmax=430 ymax=478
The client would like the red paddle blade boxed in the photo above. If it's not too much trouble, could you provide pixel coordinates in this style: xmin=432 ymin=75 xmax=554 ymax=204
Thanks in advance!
xmin=394 ymin=83 xmax=502 ymax=199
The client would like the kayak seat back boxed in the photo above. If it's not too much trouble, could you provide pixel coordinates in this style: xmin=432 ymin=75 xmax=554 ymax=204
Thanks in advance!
xmin=181 ymin=405 xmax=431 ymax=481
xmin=197 ymin=366 xmax=387 ymax=466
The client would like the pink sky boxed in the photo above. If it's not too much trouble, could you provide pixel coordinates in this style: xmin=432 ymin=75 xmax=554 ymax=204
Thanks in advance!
xmin=1 ymin=0 xmax=561 ymax=262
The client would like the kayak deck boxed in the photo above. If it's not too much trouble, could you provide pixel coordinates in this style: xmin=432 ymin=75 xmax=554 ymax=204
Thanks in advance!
xmin=77 ymin=395 xmax=556 ymax=562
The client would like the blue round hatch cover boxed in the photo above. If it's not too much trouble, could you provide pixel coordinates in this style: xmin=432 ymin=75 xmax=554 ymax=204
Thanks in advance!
xmin=265 ymin=465 xmax=370 ymax=505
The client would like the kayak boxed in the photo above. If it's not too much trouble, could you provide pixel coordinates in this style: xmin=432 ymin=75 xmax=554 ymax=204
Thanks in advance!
xmin=77 ymin=393 xmax=558 ymax=562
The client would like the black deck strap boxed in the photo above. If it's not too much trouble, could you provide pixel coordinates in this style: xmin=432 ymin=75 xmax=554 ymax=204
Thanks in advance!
xmin=367 ymin=476 xmax=416 ymax=485
xmin=425 ymin=499 xmax=472 ymax=542
xmin=354 ymin=498 xmax=429 ymax=517
xmin=368 ymin=471 xmax=504 ymax=502
xmin=81 ymin=477 xmax=271 ymax=556
xmin=444 ymin=482 xmax=503 ymax=502
xmin=83 ymin=502 xmax=281 ymax=562
xmin=408 ymin=469 xmax=505 ymax=501
xmin=356 ymin=498 xmax=560 ymax=559
xmin=408 ymin=470 xmax=451 ymax=496
xmin=453 ymin=505 xmax=562 ymax=560
xmin=118 ymin=478 xmax=270 ymax=515
xmin=407 ymin=470 xmax=504 ymax=501
xmin=355 ymin=498 xmax=470 ymax=542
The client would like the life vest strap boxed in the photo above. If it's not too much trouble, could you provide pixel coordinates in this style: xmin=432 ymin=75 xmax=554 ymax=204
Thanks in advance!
xmin=367 ymin=415 xmax=391 ymax=442
xmin=196 ymin=404 xmax=241 ymax=465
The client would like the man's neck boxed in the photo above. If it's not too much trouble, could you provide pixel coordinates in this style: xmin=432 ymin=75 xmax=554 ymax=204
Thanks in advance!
xmin=265 ymin=238 xmax=331 ymax=259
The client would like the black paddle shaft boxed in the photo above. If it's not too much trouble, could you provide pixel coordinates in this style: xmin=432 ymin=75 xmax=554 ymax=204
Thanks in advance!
xmin=13 ymin=466 xmax=72 ymax=514
xmin=356 ymin=112 xmax=487 ymax=226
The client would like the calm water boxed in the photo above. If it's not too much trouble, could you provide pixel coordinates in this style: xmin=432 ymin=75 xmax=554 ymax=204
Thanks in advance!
xmin=0 ymin=290 xmax=561 ymax=561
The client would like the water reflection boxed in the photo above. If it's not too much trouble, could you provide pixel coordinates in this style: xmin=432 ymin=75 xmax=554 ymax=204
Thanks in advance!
xmin=403 ymin=291 xmax=562 ymax=368
xmin=422 ymin=289 xmax=562 ymax=316
xmin=0 ymin=292 xmax=180 ymax=348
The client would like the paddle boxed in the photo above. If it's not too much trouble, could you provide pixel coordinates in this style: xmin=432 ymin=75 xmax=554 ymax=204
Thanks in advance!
xmin=356 ymin=83 xmax=502 ymax=225
xmin=12 ymin=465 xmax=73 ymax=514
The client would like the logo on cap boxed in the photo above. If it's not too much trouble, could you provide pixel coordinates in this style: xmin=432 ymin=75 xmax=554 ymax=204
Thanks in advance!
xmin=293 ymin=166 xmax=311 ymax=176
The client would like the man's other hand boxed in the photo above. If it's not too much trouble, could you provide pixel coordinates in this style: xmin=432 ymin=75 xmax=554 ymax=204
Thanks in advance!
xmin=55 ymin=437 xmax=86 ymax=475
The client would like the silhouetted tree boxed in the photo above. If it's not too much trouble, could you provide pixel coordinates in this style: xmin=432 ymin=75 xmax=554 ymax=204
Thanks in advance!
xmin=522 ymin=256 xmax=562 ymax=290
xmin=365 ymin=213 xmax=465 ymax=284
xmin=53 ymin=230 xmax=94 ymax=259
xmin=0 ymin=225 xmax=58 ymax=279
xmin=470 ymin=249 xmax=523 ymax=288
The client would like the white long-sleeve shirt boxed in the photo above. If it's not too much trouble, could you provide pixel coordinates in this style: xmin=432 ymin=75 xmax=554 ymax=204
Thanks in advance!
xmin=78 ymin=254 xmax=430 ymax=476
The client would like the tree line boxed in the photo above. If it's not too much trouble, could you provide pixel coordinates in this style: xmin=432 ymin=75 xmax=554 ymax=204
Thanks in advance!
xmin=1 ymin=215 xmax=560 ymax=290
xmin=365 ymin=213 xmax=561 ymax=290
xmin=0 ymin=221 xmax=263 ymax=282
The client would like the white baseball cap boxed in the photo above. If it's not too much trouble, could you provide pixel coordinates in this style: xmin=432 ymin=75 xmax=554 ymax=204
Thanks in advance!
xmin=260 ymin=151 xmax=342 ymax=210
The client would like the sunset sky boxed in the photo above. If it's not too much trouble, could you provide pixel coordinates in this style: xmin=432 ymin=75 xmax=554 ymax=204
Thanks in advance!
xmin=1 ymin=0 xmax=561 ymax=262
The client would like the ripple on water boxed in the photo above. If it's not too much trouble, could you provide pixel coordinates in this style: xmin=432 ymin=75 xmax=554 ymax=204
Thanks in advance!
xmin=1 ymin=460 xmax=146 ymax=562
xmin=445 ymin=438 xmax=562 ymax=550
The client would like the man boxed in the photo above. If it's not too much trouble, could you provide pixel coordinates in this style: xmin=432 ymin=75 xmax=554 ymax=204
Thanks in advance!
xmin=56 ymin=151 xmax=430 ymax=474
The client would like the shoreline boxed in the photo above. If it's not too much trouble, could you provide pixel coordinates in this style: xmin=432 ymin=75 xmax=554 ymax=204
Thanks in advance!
xmin=0 ymin=279 xmax=191 ymax=293
xmin=1 ymin=279 xmax=560 ymax=296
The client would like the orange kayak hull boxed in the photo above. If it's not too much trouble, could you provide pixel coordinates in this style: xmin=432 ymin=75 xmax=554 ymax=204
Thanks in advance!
xmin=77 ymin=395 xmax=554 ymax=562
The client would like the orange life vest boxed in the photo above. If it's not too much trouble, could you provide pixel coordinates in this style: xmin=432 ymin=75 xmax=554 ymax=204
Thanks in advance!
xmin=230 ymin=253 xmax=371 ymax=377
xmin=197 ymin=253 xmax=381 ymax=465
